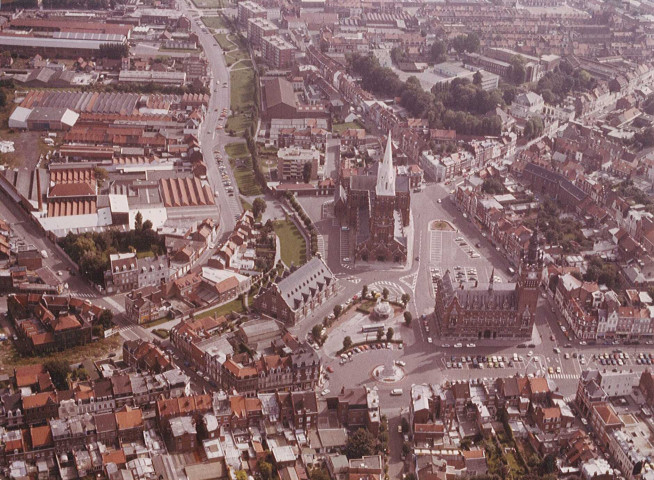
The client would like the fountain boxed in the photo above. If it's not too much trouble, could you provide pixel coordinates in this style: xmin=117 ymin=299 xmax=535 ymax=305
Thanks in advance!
xmin=371 ymin=297 xmax=393 ymax=320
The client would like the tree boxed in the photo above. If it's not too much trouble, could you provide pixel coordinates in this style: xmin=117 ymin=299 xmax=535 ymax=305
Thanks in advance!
xmin=93 ymin=166 xmax=108 ymax=187
xmin=45 ymin=359 xmax=71 ymax=391
xmin=334 ymin=305 xmax=343 ymax=318
xmin=386 ymin=327 xmax=394 ymax=341
xmin=309 ymin=468 xmax=331 ymax=480
xmin=311 ymin=324 xmax=323 ymax=343
xmin=403 ymin=311 xmax=412 ymax=326
xmin=482 ymin=177 xmax=506 ymax=194
xmin=382 ymin=287 xmax=390 ymax=300
xmin=509 ymin=56 xmax=526 ymax=84
xmin=524 ymin=116 xmax=544 ymax=139
xmin=343 ymin=336 xmax=353 ymax=350
xmin=134 ymin=211 xmax=143 ymax=231
xmin=473 ymin=71 xmax=482 ymax=86
xmin=400 ymin=417 xmax=409 ymax=433
xmin=142 ymin=220 xmax=153 ymax=231
xmin=430 ymin=40 xmax=447 ymax=63
xmin=636 ymin=127 xmax=654 ymax=148
xmin=376 ymin=329 xmax=384 ymax=341
xmin=402 ymin=442 xmax=411 ymax=457
xmin=539 ymin=454 xmax=557 ymax=475
xmin=362 ymin=285 xmax=368 ymax=298
xmin=99 ymin=310 xmax=113 ymax=328
xmin=257 ymin=460 xmax=274 ymax=480
xmin=235 ymin=471 xmax=247 ymax=480
xmin=401 ymin=293 xmax=411 ymax=305
xmin=302 ymin=162 xmax=313 ymax=183
xmin=252 ymin=197 xmax=267 ymax=218
xmin=345 ymin=428 xmax=377 ymax=459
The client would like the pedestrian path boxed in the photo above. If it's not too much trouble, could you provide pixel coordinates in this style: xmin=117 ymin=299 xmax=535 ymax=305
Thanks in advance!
xmin=339 ymin=230 xmax=353 ymax=268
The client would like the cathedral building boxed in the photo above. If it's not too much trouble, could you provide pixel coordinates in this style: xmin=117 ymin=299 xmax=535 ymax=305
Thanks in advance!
xmin=434 ymin=230 xmax=542 ymax=339
xmin=335 ymin=133 xmax=411 ymax=262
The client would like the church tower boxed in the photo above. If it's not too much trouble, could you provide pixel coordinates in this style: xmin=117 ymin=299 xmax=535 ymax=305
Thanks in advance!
xmin=516 ymin=228 xmax=541 ymax=329
xmin=369 ymin=133 xmax=397 ymax=248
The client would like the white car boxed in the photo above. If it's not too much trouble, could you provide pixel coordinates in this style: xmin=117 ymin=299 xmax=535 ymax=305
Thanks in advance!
xmin=321 ymin=389 xmax=330 ymax=396
xmin=466 ymin=343 xmax=476 ymax=348
xmin=395 ymin=360 xmax=406 ymax=367
xmin=427 ymin=337 xmax=433 ymax=344
xmin=454 ymin=343 xmax=463 ymax=348
xmin=527 ymin=351 xmax=533 ymax=357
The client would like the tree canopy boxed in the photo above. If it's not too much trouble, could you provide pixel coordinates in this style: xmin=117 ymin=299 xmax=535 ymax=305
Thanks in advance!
xmin=345 ymin=428 xmax=377 ymax=459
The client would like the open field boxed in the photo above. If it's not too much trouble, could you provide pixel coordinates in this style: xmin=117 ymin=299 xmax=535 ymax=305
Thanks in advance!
xmin=0 ymin=335 xmax=123 ymax=371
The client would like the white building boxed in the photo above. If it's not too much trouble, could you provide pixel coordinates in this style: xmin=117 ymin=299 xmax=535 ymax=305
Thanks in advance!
xmin=511 ymin=92 xmax=545 ymax=119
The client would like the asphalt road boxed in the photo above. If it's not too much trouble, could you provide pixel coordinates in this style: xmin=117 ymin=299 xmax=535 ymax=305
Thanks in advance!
xmin=181 ymin=1 xmax=243 ymax=236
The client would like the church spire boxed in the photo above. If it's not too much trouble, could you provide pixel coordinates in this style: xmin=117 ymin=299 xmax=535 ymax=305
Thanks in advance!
xmin=376 ymin=132 xmax=396 ymax=197
xmin=489 ymin=268 xmax=495 ymax=291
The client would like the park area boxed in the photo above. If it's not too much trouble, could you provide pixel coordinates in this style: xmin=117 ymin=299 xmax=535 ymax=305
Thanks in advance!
xmin=202 ymin=16 xmax=229 ymax=30
xmin=225 ymin=142 xmax=262 ymax=196
xmin=226 ymin=67 xmax=256 ymax=135
xmin=273 ymin=220 xmax=306 ymax=267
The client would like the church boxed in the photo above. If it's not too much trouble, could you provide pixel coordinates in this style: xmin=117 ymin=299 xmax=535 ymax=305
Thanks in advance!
xmin=434 ymin=230 xmax=542 ymax=339
xmin=335 ymin=133 xmax=411 ymax=263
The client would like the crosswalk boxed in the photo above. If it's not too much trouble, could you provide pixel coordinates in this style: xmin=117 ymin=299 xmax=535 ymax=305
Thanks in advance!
xmin=69 ymin=292 xmax=97 ymax=299
xmin=547 ymin=373 xmax=581 ymax=380
xmin=316 ymin=232 xmax=326 ymax=258
xmin=335 ymin=274 xmax=361 ymax=284
xmin=430 ymin=231 xmax=443 ymax=264
xmin=369 ymin=281 xmax=405 ymax=301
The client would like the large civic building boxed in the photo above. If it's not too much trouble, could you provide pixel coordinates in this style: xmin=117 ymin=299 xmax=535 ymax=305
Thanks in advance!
xmin=434 ymin=231 xmax=541 ymax=339
xmin=336 ymin=133 xmax=411 ymax=263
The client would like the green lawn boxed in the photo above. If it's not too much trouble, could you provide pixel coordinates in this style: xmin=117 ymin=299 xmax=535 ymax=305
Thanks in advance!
xmin=230 ymin=67 xmax=255 ymax=112
xmin=333 ymin=120 xmax=364 ymax=133
xmin=195 ymin=298 xmax=244 ymax=320
xmin=240 ymin=198 xmax=253 ymax=211
xmin=274 ymin=220 xmax=307 ymax=267
xmin=233 ymin=163 xmax=263 ymax=196
xmin=192 ymin=0 xmax=228 ymax=8
xmin=225 ymin=49 xmax=250 ymax=67
xmin=202 ymin=16 xmax=229 ymax=30
xmin=225 ymin=142 xmax=262 ymax=196
xmin=225 ymin=142 xmax=249 ymax=159
xmin=214 ymin=33 xmax=234 ymax=51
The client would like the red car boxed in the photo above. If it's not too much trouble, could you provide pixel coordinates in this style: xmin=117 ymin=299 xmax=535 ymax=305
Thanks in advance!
xmin=327 ymin=366 xmax=334 ymax=373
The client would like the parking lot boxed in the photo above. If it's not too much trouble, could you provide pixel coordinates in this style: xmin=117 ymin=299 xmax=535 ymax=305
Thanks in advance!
xmin=427 ymin=228 xmax=501 ymax=298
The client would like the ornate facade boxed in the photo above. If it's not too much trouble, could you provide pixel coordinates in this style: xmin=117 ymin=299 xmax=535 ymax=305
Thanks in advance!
xmin=434 ymin=231 xmax=541 ymax=339
xmin=336 ymin=133 xmax=411 ymax=262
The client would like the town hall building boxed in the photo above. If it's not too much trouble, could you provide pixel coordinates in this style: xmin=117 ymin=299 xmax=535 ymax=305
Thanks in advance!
xmin=434 ymin=230 xmax=542 ymax=339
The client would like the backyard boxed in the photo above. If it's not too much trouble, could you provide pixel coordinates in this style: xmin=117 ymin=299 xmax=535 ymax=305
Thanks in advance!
xmin=194 ymin=298 xmax=244 ymax=320
xmin=332 ymin=120 xmax=365 ymax=134
xmin=273 ymin=219 xmax=306 ymax=267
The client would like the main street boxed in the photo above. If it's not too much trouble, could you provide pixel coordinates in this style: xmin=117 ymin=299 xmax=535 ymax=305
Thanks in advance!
xmin=180 ymin=1 xmax=242 ymax=235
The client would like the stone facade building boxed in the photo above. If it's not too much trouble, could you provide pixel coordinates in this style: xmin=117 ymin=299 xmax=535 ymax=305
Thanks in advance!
xmin=434 ymin=231 xmax=541 ymax=339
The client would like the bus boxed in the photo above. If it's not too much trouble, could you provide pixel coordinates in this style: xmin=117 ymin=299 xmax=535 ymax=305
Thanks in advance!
xmin=361 ymin=325 xmax=384 ymax=334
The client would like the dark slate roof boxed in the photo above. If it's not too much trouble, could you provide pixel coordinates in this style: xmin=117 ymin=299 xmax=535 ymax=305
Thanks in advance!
xmin=277 ymin=257 xmax=334 ymax=311
xmin=349 ymin=174 xmax=377 ymax=192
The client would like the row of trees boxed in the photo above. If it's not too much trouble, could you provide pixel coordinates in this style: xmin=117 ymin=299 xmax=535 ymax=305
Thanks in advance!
xmin=348 ymin=54 xmax=504 ymax=136
xmin=99 ymin=43 xmax=129 ymax=60
xmin=284 ymin=191 xmax=319 ymax=255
